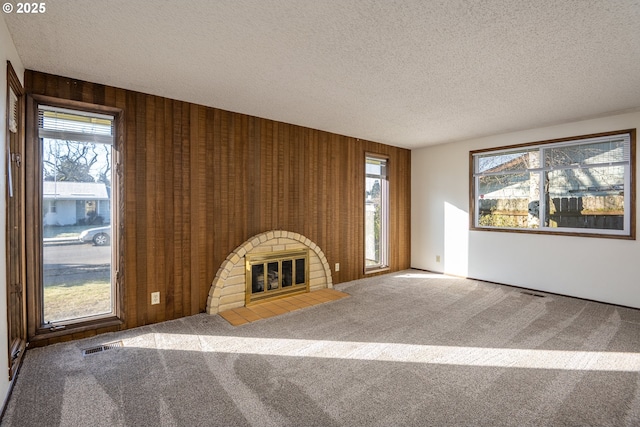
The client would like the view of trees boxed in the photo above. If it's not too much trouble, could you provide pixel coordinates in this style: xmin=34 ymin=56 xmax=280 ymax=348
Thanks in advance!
xmin=475 ymin=136 xmax=629 ymax=231
xmin=43 ymin=140 xmax=111 ymax=185
xmin=365 ymin=178 xmax=382 ymax=265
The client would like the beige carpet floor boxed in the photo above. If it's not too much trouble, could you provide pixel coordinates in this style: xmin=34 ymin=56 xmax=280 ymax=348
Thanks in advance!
xmin=2 ymin=270 xmax=640 ymax=426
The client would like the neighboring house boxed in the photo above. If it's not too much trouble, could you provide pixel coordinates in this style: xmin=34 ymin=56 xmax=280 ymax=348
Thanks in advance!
xmin=364 ymin=200 xmax=377 ymax=263
xmin=478 ymin=144 xmax=625 ymax=229
xmin=480 ymin=145 xmax=625 ymax=200
xmin=42 ymin=181 xmax=110 ymax=226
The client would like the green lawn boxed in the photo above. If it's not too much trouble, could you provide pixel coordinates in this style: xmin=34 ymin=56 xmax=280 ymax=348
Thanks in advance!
xmin=43 ymin=280 xmax=111 ymax=322
xmin=43 ymin=225 xmax=99 ymax=239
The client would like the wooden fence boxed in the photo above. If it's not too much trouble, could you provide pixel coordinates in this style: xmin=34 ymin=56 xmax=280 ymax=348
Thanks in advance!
xmin=478 ymin=196 xmax=624 ymax=230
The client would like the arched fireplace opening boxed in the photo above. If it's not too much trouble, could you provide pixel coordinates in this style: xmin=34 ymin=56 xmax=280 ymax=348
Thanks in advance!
xmin=207 ymin=230 xmax=333 ymax=314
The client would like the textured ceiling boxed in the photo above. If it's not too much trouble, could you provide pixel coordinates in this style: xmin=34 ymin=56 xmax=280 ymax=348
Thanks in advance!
xmin=4 ymin=0 xmax=640 ymax=149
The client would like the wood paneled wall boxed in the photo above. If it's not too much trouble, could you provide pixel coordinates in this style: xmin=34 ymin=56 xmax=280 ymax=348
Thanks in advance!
xmin=25 ymin=70 xmax=411 ymax=330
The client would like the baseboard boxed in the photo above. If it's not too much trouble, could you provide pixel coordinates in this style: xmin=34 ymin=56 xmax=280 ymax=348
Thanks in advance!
xmin=409 ymin=266 xmax=640 ymax=312
xmin=0 ymin=353 xmax=25 ymax=422
xmin=0 ymin=377 xmax=16 ymax=422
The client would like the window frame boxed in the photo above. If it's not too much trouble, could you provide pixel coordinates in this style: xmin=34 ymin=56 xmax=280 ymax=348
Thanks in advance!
xmin=25 ymin=95 xmax=125 ymax=342
xmin=364 ymin=153 xmax=390 ymax=273
xmin=6 ymin=60 xmax=26 ymax=380
xmin=470 ymin=129 xmax=636 ymax=239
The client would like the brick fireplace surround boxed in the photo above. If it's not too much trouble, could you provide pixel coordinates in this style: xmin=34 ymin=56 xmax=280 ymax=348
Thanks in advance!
xmin=206 ymin=230 xmax=333 ymax=314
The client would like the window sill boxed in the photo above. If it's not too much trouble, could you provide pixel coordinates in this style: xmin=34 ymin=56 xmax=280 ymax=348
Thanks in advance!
xmin=30 ymin=317 xmax=124 ymax=344
xmin=470 ymin=225 xmax=635 ymax=240
xmin=365 ymin=266 xmax=390 ymax=275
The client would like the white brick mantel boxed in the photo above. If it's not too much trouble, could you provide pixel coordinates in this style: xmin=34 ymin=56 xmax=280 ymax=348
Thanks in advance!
xmin=206 ymin=230 xmax=333 ymax=314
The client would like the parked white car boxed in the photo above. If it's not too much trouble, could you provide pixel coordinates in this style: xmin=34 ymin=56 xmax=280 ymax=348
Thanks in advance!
xmin=78 ymin=226 xmax=111 ymax=246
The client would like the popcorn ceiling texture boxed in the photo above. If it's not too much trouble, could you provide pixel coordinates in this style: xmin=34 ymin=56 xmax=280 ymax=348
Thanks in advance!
xmin=4 ymin=1 xmax=640 ymax=148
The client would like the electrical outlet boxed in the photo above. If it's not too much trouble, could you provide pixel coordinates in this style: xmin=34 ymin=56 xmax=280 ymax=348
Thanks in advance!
xmin=436 ymin=255 xmax=441 ymax=263
xmin=335 ymin=263 xmax=340 ymax=272
xmin=151 ymin=291 xmax=160 ymax=305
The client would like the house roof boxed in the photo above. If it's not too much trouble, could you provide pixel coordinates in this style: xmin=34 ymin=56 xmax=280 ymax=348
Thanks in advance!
xmin=4 ymin=1 xmax=640 ymax=149
xmin=42 ymin=181 xmax=109 ymax=200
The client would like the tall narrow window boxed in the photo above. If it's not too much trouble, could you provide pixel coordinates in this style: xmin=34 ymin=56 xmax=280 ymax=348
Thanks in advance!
xmin=38 ymin=104 xmax=119 ymax=327
xmin=6 ymin=61 xmax=26 ymax=379
xmin=365 ymin=155 xmax=389 ymax=272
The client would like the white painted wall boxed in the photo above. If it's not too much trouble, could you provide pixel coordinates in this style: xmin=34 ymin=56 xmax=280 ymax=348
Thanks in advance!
xmin=412 ymin=110 xmax=640 ymax=309
xmin=0 ymin=14 xmax=24 ymax=409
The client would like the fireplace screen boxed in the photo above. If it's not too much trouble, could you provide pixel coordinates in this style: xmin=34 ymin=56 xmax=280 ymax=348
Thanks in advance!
xmin=246 ymin=249 xmax=309 ymax=304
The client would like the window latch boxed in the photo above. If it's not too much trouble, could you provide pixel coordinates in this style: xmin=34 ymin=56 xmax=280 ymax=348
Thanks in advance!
xmin=11 ymin=153 xmax=21 ymax=168
xmin=45 ymin=322 xmax=66 ymax=332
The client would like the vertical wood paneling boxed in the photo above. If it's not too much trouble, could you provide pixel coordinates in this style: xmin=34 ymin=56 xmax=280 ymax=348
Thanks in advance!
xmin=180 ymin=102 xmax=191 ymax=315
xmin=146 ymin=95 xmax=159 ymax=323
xmin=205 ymin=108 xmax=216 ymax=306
xmin=163 ymin=98 xmax=175 ymax=320
xmin=262 ymin=120 xmax=274 ymax=228
xmin=25 ymin=70 xmax=411 ymax=333
xmin=237 ymin=114 xmax=249 ymax=243
xmin=125 ymin=90 xmax=139 ymax=326
xmin=171 ymin=100 xmax=183 ymax=318
xmin=154 ymin=96 xmax=167 ymax=322
xmin=190 ymin=104 xmax=204 ymax=313
xmin=135 ymin=93 xmax=148 ymax=326
xmin=218 ymin=110 xmax=229 ymax=254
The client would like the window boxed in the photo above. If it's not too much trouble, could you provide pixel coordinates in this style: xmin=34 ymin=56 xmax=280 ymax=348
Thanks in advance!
xmin=6 ymin=61 xmax=26 ymax=379
xmin=365 ymin=155 xmax=389 ymax=271
xmin=471 ymin=130 xmax=635 ymax=238
xmin=26 ymin=98 xmax=123 ymax=339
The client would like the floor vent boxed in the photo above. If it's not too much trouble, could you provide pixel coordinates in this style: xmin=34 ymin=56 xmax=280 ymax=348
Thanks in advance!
xmin=521 ymin=291 xmax=545 ymax=298
xmin=82 ymin=341 xmax=123 ymax=357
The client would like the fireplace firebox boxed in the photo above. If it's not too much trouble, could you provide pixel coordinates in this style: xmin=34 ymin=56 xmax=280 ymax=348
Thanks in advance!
xmin=245 ymin=249 xmax=309 ymax=304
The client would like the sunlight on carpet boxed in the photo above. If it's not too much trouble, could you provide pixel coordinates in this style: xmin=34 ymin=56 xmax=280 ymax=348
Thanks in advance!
xmin=124 ymin=334 xmax=640 ymax=372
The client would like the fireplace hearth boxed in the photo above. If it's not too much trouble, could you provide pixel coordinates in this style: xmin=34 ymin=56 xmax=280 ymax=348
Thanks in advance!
xmin=206 ymin=230 xmax=333 ymax=315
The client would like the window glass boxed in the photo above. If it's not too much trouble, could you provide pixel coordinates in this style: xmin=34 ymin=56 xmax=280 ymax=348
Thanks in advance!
xmin=365 ymin=155 xmax=389 ymax=270
xmin=478 ymin=172 xmax=538 ymax=228
xmin=547 ymin=166 xmax=625 ymax=230
xmin=471 ymin=131 xmax=634 ymax=238
xmin=295 ymin=258 xmax=305 ymax=284
xmin=39 ymin=105 xmax=117 ymax=324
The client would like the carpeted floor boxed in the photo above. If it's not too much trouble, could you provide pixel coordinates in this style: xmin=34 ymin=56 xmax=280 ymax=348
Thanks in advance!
xmin=2 ymin=270 xmax=640 ymax=426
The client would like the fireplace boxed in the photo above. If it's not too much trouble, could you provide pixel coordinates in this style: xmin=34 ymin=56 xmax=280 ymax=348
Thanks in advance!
xmin=206 ymin=230 xmax=333 ymax=314
xmin=246 ymin=249 xmax=309 ymax=304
